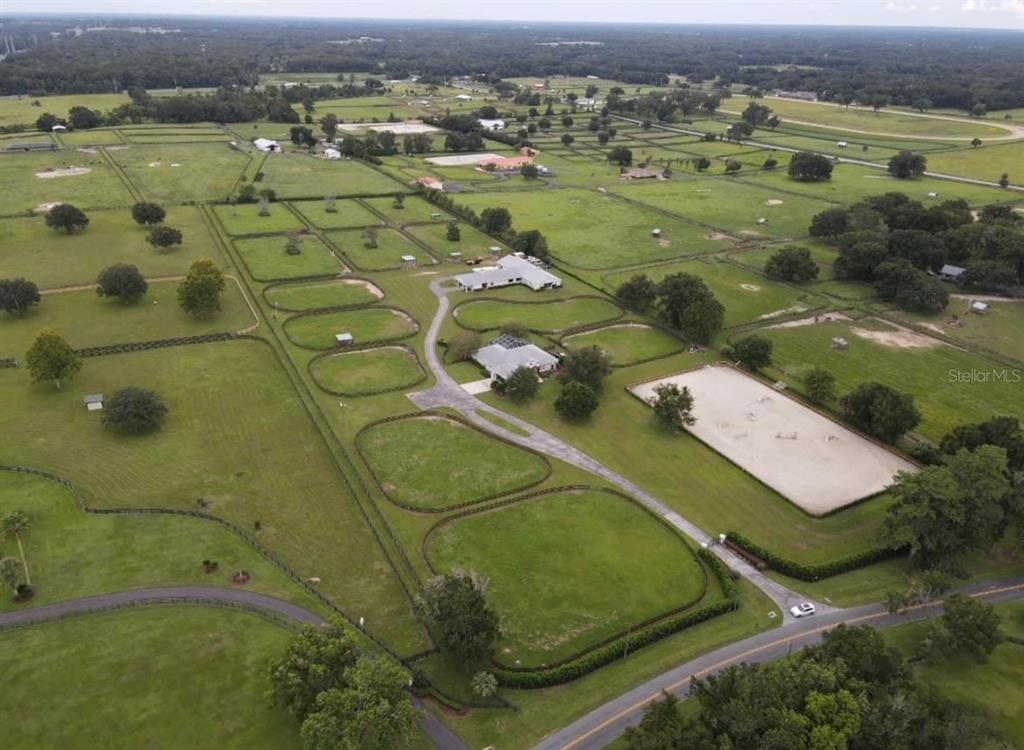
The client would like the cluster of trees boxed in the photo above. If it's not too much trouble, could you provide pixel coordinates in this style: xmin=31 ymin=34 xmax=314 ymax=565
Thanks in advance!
xmin=615 ymin=273 xmax=725 ymax=344
xmin=883 ymin=416 xmax=1024 ymax=574
xmin=33 ymin=80 xmax=386 ymax=130
xmin=554 ymin=345 xmax=611 ymax=422
xmin=626 ymin=619 xmax=1010 ymax=750
xmin=18 ymin=258 xmax=224 ymax=391
xmin=810 ymin=192 xmax=1024 ymax=307
xmin=268 ymin=620 xmax=421 ymax=750
xmin=764 ymin=245 xmax=820 ymax=282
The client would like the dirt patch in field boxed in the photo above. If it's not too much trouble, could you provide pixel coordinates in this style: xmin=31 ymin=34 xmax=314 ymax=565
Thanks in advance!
xmin=740 ymin=283 xmax=762 ymax=292
xmin=34 ymin=202 xmax=61 ymax=213
xmin=850 ymin=321 xmax=944 ymax=349
xmin=764 ymin=199 xmax=784 ymax=206
xmin=706 ymin=231 xmax=731 ymax=241
xmin=657 ymin=238 xmax=671 ymax=247
xmin=35 ymin=167 xmax=91 ymax=179
xmin=342 ymin=278 xmax=384 ymax=299
xmin=76 ymin=147 xmax=98 ymax=154
xmin=738 ymin=230 xmax=763 ymax=237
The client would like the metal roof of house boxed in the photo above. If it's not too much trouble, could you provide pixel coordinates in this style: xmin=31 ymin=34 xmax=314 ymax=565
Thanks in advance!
xmin=940 ymin=264 xmax=966 ymax=276
xmin=472 ymin=341 xmax=558 ymax=380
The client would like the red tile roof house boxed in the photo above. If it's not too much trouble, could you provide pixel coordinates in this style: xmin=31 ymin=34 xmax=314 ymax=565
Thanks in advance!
xmin=477 ymin=155 xmax=534 ymax=172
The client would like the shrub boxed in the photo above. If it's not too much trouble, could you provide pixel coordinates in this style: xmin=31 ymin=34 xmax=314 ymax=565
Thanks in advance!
xmin=101 ymin=386 xmax=168 ymax=434
xmin=726 ymin=530 xmax=901 ymax=581
xmin=96 ymin=263 xmax=148 ymax=304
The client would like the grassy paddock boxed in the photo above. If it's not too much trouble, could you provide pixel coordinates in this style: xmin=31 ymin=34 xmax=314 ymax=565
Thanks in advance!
xmin=212 ymin=203 xmax=307 ymax=236
xmin=113 ymin=143 xmax=251 ymax=204
xmin=0 ymin=280 xmax=253 ymax=358
xmin=0 ymin=151 xmax=135 ymax=213
xmin=257 ymin=152 xmax=403 ymax=198
xmin=0 ymin=607 xmax=297 ymax=750
xmin=291 ymin=198 xmax=384 ymax=229
xmin=454 ymin=296 xmax=622 ymax=333
xmin=363 ymin=195 xmax=453 ymax=224
xmin=405 ymin=221 xmax=509 ymax=260
xmin=264 ymin=278 xmax=382 ymax=311
xmin=0 ymin=470 xmax=318 ymax=613
xmin=614 ymin=177 xmax=835 ymax=239
xmin=0 ymin=341 xmax=424 ymax=651
xmin=0 ymin=206 xmax=227 ymax=288
xmin=762 ymin=318 xmax=1023 ymax=439
xmin=562 ymin=323 xmax=683 ymax=365
xmin=358 ymin=415 xmax=549 ymax=509
xmin=424 ymin=488 xmax=707 ymax=667
xmin=310 ymin=346 xmax=424 ymax=395
xmin=451 ymin=188 xmax=724 ymax=269
xmin=284 ymin=307 xmax=418 ymax=349
xmin=328 ymin=227 xmax=435 ymax=270
xmin=234 ymin=234 xmax=342 ymax=280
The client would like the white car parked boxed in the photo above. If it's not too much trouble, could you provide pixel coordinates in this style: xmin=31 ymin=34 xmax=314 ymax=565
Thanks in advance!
xmin=790 ymin=602 xmax=816 ymax=618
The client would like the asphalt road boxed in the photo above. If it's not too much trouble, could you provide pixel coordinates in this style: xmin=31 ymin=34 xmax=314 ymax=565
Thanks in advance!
xmin=531 ymin=577 xmax=1024 ymax=750
xmin=0 ymin=586 xmax=470 ymax=750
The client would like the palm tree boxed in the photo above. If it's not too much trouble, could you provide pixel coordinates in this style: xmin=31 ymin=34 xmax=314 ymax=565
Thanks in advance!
xmin=471 ymin=671 xmax=498 ymax=699
xmin=1 ymin=511 xmax=31 ymax=586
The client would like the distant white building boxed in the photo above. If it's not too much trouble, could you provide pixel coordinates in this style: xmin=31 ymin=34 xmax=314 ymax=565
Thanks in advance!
xmin=478 ymin=118 xmax=505 ymax=131
xmin=455 ymin=94 xmax=474 ymax=101
xmin=51 ymin=124 xmax=67 ymax=132
xmin=472 ymin=335 xmax=559 ymax=381
xmin=454 ymin=255 xmax=561 ymax=292
xmin=253 ymin=138 xmax=280 ymax=152
xmin=940 ymin=264 xmax=967 ymax=282
xmin=324 ymin=147 xmax=341 ymax=160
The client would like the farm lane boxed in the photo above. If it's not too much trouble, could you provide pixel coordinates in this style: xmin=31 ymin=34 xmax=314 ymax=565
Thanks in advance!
xmin=410 ymin=277 xmax=828 ymax=622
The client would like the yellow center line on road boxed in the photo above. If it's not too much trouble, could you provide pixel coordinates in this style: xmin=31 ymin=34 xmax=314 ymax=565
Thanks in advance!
xmin=555 ymin=582 xmax=1024 ymax=750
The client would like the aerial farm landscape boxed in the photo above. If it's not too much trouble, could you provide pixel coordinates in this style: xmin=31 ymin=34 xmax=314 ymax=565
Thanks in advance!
xmin=0 ymin=8 xmax=1022 ymax=750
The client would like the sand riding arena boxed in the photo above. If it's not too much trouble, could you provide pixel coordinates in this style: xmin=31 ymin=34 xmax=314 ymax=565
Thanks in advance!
xmin=628 ymin=364 xmax=917 ymax=515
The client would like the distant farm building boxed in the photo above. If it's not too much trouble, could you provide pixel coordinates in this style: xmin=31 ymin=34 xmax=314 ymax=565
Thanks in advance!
xmin=621 ymin=167 xmax=664 ymax=180
xmin=777 ymin=90 xmax=819 ymax=101
xmin=940 ymin=264 xmax=967 ymax=282
xmin=416 ymin=176 xmax=445 ymax=191
xmin=335 ymin=333 xmax=354 ymax=347
xmin=324 ymin=147 xmax=341 ymax=160
xmin=478 ymin=118 xmax=506 ymax=131
xmin=971 ymin=301 xmax=989 ymax=314
xmin=83 ymin=393 xmax=104 ymax=411
xmin=253 ymin=138 xmax=280 ymax=152
xmin=454 ymin=94 xmax=473 ymax=101
xmin=836 ymin=141 xmax=848 ymax=148
xmin=478 ymin=154 xmax=534 ymax=172
xmin=51 ymin=124 xmax=67 ymax=132
xmin=472 ymin=335 xmax=559 ymax=381
xmin=454 ymin=254 xmax=562 ymax=292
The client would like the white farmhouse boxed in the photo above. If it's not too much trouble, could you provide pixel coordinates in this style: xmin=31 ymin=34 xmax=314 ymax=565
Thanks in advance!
xmin=253 ymin=138 xmax=280 ymax=152
xmin=472 ymin=335 xmax=559 ymax=381
xmin=478 ymin=118 xmax=506 ymax=131
xmin=454 ymin=255 xmax=561 ymax=292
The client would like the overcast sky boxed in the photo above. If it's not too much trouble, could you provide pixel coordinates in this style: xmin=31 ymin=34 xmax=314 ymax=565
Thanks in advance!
xmin=5 ymin=0 xmax=1023 ymax=31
